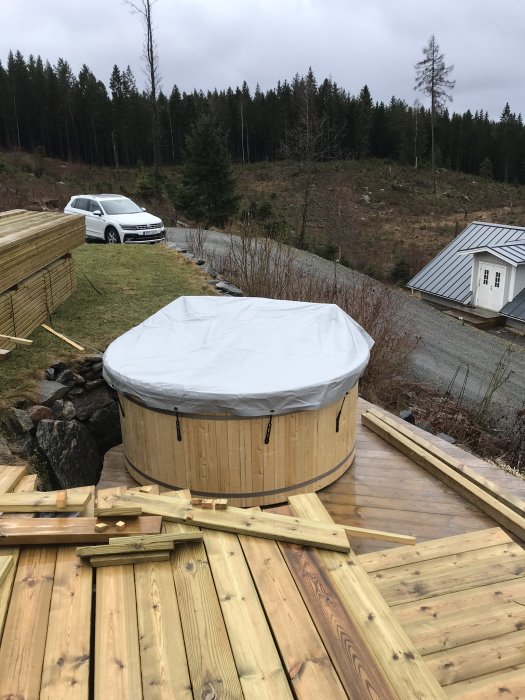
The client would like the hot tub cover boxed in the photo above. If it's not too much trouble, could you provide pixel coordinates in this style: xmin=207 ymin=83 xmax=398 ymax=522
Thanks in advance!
xmin=103 ymin=296 xmax=374 ymax=416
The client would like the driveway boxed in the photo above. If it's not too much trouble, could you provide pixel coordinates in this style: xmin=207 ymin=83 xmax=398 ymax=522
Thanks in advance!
xmin=167 ymin=228 xmax=525 ymax=421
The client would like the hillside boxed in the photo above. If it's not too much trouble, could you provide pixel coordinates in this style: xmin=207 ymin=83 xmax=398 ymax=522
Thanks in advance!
xmin=2 ymin=149 xmax=525 ymax=280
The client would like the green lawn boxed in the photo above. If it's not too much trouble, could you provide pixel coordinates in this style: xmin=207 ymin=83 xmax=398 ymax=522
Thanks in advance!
xmin=0 ymin=242 xmax=212 ymax=404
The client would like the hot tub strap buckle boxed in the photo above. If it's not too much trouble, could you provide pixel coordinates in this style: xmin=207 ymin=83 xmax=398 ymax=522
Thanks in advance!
xmin=264 ymin=412 xmax=274 ymax=445
xmin=336 ymin=393 xmax=348 ymax=433
xmin=175 ymin=409 xmax=182 ymax=441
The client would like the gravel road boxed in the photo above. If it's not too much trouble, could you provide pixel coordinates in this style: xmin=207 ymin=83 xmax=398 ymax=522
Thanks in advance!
xmin=167 ymin=227 xmax=525 ymax=421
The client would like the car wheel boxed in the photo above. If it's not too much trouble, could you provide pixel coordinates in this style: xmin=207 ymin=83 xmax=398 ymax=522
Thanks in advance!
xmin=105 ymin=226 xmax=120 ymax=244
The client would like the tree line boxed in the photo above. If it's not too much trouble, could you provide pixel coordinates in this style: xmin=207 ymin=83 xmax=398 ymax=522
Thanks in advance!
xmin=1 ymin=49 xmax=525 ymax=185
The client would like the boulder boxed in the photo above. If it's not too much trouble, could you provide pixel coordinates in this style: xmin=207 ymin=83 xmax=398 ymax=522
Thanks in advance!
xmin=69 ymin=385 xmax=113 ymax=421
xmin=55 ymin=369 xmax=75 ymax=385
xmin=38 ymin=380 xmax=69 ymax=406
xmin=36 ymin=419 xmax=101 ymax=488
xmin=88 ymin=402 xmax=122 ymax=455
xmin=215 ymin=281 xmax=243 ymax=296
xmin=0 ymin=435 xmax=13 ymax=464
xmin=27 ymin=405 xmax=53 ymax=425
xmin=0 ymin=407 xmax=34 ymax=437
xmin=52 ymin=399 xmax=77 ymax=421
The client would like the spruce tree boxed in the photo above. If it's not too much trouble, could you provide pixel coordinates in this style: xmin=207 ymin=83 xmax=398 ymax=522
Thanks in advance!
xmin=175 ymin=112 xmax=238 ymax=227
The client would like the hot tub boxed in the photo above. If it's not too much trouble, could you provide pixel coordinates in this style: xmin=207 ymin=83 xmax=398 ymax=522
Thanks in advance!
xmin=103 ymin=296 xmax=373 ymax=506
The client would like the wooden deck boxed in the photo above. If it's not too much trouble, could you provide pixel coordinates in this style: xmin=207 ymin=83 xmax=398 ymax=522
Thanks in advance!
xmin=1 ymin=399 xmax=525 ymax=698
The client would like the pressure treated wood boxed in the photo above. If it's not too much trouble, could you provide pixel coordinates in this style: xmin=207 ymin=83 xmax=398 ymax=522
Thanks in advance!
xmin=0 ymin=465 xmax=28 ymax=494
xmin=108 ymin=491 xmax=351 ymax=552
xmin=0 ymin=488 xmax=91 ymax=512
xmin=90 ymin=551 xmax=171 ymax=567
xmin=119 ymin=383 xmax=357 ymax=506
xmin=0 ymin=516 xmax=162 ymax=544
xmin=40 ymin=546 xmax=92 ymax=700
xmin=0 ymin=555 xmax=13 ymax=587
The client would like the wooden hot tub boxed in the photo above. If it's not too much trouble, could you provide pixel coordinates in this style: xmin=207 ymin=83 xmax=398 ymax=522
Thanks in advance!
xmin=104 ymin=296 xmax=372 ymax=506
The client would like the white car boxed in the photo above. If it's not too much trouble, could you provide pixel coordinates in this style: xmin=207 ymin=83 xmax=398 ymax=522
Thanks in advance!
xmin=64 ymin=194 xmax=165 ymax=244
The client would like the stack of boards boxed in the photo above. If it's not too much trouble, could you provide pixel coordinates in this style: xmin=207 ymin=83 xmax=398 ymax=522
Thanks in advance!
xmin=0 ymin=209 xmax=84 ymax=350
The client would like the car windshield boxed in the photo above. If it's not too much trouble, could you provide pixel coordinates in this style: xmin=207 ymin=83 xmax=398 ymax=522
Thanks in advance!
xmin=100 ymin=198 xmax=143 ymax=215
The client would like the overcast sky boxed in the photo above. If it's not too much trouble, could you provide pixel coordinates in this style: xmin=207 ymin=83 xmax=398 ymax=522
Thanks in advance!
xmin=0 ymin=0 xmax=523 ymax=120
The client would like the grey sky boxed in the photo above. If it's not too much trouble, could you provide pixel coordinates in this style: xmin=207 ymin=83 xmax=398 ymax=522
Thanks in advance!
xmin=0 ymin=0 xmax=522 ymax=120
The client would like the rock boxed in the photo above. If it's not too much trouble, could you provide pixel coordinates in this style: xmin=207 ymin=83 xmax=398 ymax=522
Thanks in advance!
xmin=69 ymin=385 xmax=113 ymax=421
xmin=215 ymin=281 xmax=243 ymax=296
xmin=84 ymin=369 xmax=102 ymax=380
xmin=417 ymin=422 xmax=434 ymax=434
xmin=67 ymin=386 xmax=84 ymax=396
xmin=83 ymin=354 xmax=103 ymax=363
xmin=55 ymin=369 xmax=75 ymax=385
xmin=437 ymin=432 xmax=456 ymax=444
xmin=27 ymin=405 xmax=53 ymax=425
xmin=206 ymin=266 xmax=218 ymax=279
xmin=36 ymin=419 xmax=101 ymax=488
xmin=0 ymin=435 xmax=13 ymax=464
xmin=195 ymin=259 xmax=206 ymax=266
xmin=52 ymin=399 xmax=77 ymax=421
xmin=38 ymin=380 xmax=69 ymax=406
xmin=88 ymin=402 xmax=122 ymax=454
xmin=85 ymin=378 xmax=105 ymax=391
xmin=91 ymin=361 xmax=103 ymax=373
xmin=16 ymin=434 xmax=36 ymax=459
xmin=71 ymin=372 xmax=86 ymax=385
xmin=0 ymin=407 xmax=34 ymax=438
xmin=45 ymin=367 xmax=55 ymax=380
xmin=399 ymin=409 xmax=415 ymax=424
xmin=51 ymin=361 xmax=68 ymax=375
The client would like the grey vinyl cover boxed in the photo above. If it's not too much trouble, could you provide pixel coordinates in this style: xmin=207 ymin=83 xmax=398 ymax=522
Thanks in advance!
xmin=500 ymin=287 xmax=525 ymax=322
xmin=103 ymin=296 xmax=374 ymax=416
xmin=408 ymin=222 xmax=525 ymax=303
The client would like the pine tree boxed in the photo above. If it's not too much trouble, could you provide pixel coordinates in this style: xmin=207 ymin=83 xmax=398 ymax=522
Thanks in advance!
xmin=175 ymin=112 xmax=238 ymax=227
xmin=415 ymin=35 xmax=455 ymax=192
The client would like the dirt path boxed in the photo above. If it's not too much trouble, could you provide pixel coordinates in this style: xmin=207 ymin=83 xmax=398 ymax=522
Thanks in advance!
xmin=167 ymin=228 xmax=525 ymax=422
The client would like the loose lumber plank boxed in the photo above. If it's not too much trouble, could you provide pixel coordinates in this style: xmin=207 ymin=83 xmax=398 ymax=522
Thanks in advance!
xmin=445 ymin=663 xmax=525 ymax=699
xmin=108 ymin=532 xmax=204 ymax=547
xmin=109 ymin=491 xmax=351 ymax=552
xmin=0 ymin=487 xmax=91 ymax=513
xmin=424 ymin=629 xmax=525 ymax=685
xmin=0 ymin=333 xmax=33 ymax=345
xmin=41 ymin=323 xmax=85 ymax=351
xmin=359 ymin=527 xmax=512 ymax=573
xmin=77 ymin=540 xmax=176 ymax=558
xmin=90 ymin=551 xmax=171 ymax=567
xmin=239 ymin=529 xmax=348 ymax=698
xmin=288 ymin=493 xmax=447 ymax=699
xmin=40 ymin=547 xmax=92 ymax=700
xmin=341 ymin=522 xmax=416 ymax=545
xmin=0 ymin=464 xmax=28 ymax=494
xmin=366 ymin=407 xmax=525 ymax=516
xmin=94 ymin=565 xmax=142 ymax=699
xmin=362 ymin=411 xmax=525 ymax=543
xmin=134 ymin=557 xmax=193 ymax=699
xmin=0 ymin=546 xmax=57 ymax=700
xmin=0 ymin=516 xmax=162 ymax=544
xmin=204 ymin=527 xmax=293 ymax=699
xmin=165 ymin=491 xmax=243 ymax=699
xmin=0 ymin=556 xmax=13 ymax=587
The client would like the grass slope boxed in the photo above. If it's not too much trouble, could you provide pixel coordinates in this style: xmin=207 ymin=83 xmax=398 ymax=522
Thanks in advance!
xmin=0 ymin=243 xmax=212 ymax=404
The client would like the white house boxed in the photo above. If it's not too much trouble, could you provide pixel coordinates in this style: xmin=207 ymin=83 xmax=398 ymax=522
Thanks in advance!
xmin=407 ymin=222 xmax=525 ymax=332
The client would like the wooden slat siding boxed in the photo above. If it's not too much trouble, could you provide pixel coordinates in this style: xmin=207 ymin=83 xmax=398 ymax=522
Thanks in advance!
xmin=425 ymin=630 xmax=525 ymax=686
xmin=404 ymin=602 xmax=525 ymax=656
xmin=164 ymin=490 xmax=243 ymax=699
xmin=0 ymin=516 xmax=162 ymax=544
xmin=109 ymin=492 xmax=351 ymax=553
xmin=134 ymin=559 xmax=192 ymax=700
xmin=40 ymin=547 xmax=92 ymax=700
xmin=0 ymin=464 xmax=27 ymax=494
xmin=445 ymin=664 xmax=525 ymax=699
xmin=393 ymin=578 xmax=525 ymax=626
xmin=239 ymin=531 xmax=348 ymax=699
xmin=94 ymin=565 xmax=142 ymax=700
xmin=0 ymin=546 xmax=57 ymax=700
xmin=204 ymin=528 xmax=293 ymax=699
xmin=278 ymin=540 xmax=398 ymax=700
xmin=288 ymin=494 xmax=447 ymax=700
xmin=359 ymin=527 xmax=511 ymax=573
xmin=372 ymin=551 xmax=525 ymax=606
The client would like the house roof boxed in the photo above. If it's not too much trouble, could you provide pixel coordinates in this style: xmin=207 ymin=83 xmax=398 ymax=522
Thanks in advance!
xmin=457 ymin=242 xmax=525 ymax=266
xmin=407 ymin=222 xmax=525 ymax=303
xmin=500 ymin=286 xmax=525 ymax=321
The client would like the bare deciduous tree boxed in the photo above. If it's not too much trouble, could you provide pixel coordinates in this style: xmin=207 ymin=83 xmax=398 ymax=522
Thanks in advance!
xmin=415 ymin=35 xmax=455 ymax=193
xmin=125 ymin=0 xmax=161 ymax=166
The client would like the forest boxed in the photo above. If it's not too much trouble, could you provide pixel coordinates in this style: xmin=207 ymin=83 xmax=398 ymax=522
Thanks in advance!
xmin=1 ymin=49 xmax=525 ymax=184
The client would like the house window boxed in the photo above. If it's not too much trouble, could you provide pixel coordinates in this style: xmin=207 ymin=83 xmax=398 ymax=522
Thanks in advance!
xmin=495 ymin=271 xmax=501 ymax=288
xmin=483 ymin=269 xmax=489 ymax=285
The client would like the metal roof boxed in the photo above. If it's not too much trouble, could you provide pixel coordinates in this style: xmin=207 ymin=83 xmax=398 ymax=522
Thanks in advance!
xmin=407 ymin=222 xmax=525 ymax=303
xmin=500 ymin=287 xmax=525 ymax=322
xmin=457 ymin=242 xmax=525 ymax=265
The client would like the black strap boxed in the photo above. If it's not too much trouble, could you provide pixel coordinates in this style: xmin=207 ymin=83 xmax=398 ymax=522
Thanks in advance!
xmin=264 ymin=413 xmax=274 ymax=444
xmin=336 ymin=393 xmax=348 ymax=433
xmin=117 ymin=394 xmax=126 ymax=418
xmin=175 ymin=409 xmax=182 ymax=441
